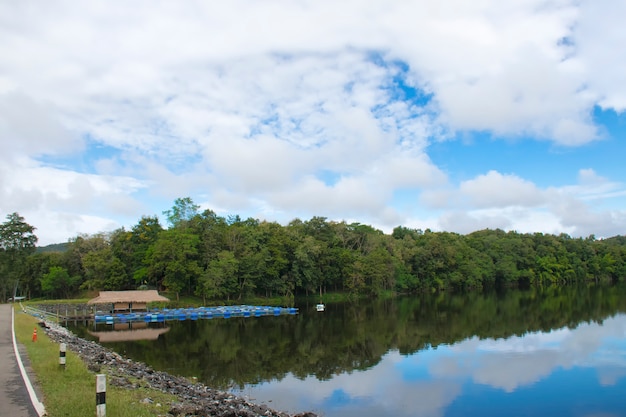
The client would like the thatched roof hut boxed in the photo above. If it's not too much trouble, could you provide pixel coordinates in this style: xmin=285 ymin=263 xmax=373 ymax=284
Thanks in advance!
xmin=87 ymin=290 xmax=169 ymax=312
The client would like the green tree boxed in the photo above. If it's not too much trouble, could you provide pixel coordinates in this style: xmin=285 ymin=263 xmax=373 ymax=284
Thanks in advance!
xmin=22 ymin=252 xmax=62 ymax=299
xmin=196 ymin=250 xmax=238 ymax=303
xmin=81 ymin=246 xmax=130 ymax=291
xmin=63 ymin=233 xmax=108 ymax=285
xmin=0 ymin=212 xmax=38 ymax=302
xmin=190 ymin=209 xmax=228 ymax=269
xmin=129 ymin=216 xmax=163 ymax=284
xmin=163 ymin=197 xmax=200 ymax=228
xmin=40 ymin=266 xmax=79 ymax=299
xmin=145 ymin=228 xmax=201 ymax=300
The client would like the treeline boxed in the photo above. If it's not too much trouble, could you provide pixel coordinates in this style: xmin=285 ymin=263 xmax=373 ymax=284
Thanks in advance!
xmin=1 ymin=197 xmax=626 ymax=302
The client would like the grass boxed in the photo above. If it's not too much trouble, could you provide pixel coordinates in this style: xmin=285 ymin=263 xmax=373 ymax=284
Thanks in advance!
xmin=13 ymin=306 xmax=178 ymax=417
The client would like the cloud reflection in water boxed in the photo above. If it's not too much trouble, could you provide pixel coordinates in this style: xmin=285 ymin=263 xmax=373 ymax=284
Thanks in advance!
xmin=233 ymin=314 xmax=626 ymax=417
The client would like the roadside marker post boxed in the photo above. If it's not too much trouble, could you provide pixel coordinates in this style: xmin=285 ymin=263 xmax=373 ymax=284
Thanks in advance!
xmin=59 ymin=343 xmax=66 ymax=368
xmin=96 ymin=374 xmax=106 ymax=417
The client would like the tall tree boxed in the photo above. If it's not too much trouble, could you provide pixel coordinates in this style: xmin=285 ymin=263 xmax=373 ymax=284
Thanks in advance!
xmin=129 ymin=216 xmax=163 ymax=284
xmin=0 ymin=213 xmax=38 ymax=301
xmin=196 ymin=250 xmax=238 ymax=303
xmin=145 ymin=228 xmax=201 ymax=299
xmin=163 ymin=197 xmax=200 ymax=228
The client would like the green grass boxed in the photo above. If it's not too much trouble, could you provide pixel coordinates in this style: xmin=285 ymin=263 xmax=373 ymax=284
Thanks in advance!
xmin=14 ymin=307 xmax=177 ymax=417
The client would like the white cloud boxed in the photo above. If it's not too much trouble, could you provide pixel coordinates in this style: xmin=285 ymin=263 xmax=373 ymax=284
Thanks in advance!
xmin=573 ymin=0 xmax=626 ymax=111
xmin=430 ymin=315 xmax=626 ymax=392
xmin=234 ymin=351 xmax=463 ymax=417
xmin=459 ymin=170 xmax=544 ymax=208
xmin=0 ymin=92 xmax=83 ymax=159
xmin=0 ymin=157 xmax=148 ymax=244
xmin=0 ymin=0 xmax=625 ymax=243
xmin=423 ymin=167 xmax=626 ymax=237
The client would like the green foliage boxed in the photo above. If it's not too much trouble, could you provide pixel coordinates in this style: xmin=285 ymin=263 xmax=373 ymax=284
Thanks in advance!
xmin=196 ymin=250 xmax=238 ymax=302
xmin=0 ymin=212 xmax=38 ymax=302
xmin=163 ymin=197 xmax=200 ymax=228
xmin=6 ymin=200 xmax=626 ymax=301
xmin=145 ymin=228 xmax=201 ymax=299
xmin=0 ymin=212 xmax=38 ymax=252
xmin=41 ymin=266 xmax=80 ymax=298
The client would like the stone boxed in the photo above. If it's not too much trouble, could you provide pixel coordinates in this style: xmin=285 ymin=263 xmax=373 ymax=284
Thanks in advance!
xmin=39 ymin=313 xmax=318 ymax=417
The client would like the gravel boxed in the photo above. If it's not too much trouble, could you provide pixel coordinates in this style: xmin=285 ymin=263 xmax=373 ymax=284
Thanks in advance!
xmin=40 ymin=321 xmax=318 ymax=417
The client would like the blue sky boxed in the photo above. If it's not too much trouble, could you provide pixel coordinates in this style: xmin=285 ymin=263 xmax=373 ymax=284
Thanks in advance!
xmin=0 ymin=0 xmax=625 ymax=245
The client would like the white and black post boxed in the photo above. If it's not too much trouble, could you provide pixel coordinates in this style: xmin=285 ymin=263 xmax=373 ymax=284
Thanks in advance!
xmin=59 ymin=343 xmax=66 ymax=368
xmin=96 ymin=374 xmax=106 ymax=417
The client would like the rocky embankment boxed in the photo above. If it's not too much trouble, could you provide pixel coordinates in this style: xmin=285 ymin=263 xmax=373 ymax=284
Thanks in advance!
xmin=40 ymin=321 xmax=317 ymax=417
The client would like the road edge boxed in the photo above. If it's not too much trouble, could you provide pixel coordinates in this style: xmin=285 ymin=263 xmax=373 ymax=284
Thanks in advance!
xmin=11 ymin=306 xmax=46 ymax=417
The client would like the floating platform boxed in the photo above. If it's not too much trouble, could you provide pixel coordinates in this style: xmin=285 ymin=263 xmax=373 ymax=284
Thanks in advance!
xmin=94 ymin=305 xmax=298 ymax=324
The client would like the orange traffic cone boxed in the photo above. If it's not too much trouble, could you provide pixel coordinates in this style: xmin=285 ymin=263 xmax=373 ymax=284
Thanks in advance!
xmin=32 ymin=327 xmax=37 ymax=342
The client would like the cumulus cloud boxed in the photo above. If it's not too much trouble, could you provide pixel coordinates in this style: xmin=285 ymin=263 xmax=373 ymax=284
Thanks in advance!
xmin=573 ymin=0 xmax=626 ymax=111
xmin=0 ymin=157 xmax=148 ymax=243
xmin=0 ymin=0 xmax=625 ymax=243
xmin=459 ymin=170 xmax=544 ymax=208
xmin=0 ymin=92 xmax=83 ymax=159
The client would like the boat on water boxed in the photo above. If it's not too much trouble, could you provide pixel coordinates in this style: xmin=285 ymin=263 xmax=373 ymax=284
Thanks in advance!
xmin=316 ymin=303 xmax=325 ymax=312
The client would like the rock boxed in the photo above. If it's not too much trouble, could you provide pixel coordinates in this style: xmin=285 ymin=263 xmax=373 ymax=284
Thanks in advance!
xmin=169 ymin=402 xmax=204 ymax=415
xmin=39 ymin=315 xmax=318 ymax=417
xmin=87 ymin=361 xmax=101 ymax=373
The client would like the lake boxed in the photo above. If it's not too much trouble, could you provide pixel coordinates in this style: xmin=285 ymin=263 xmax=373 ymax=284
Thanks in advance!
xmin=70 ymin=284 xmax=626 ymax=416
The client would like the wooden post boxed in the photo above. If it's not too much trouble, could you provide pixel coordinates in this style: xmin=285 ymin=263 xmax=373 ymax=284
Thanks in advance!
xmin=96 ymin=374 xmax=106 ymax=417
xmin=59 ymin=343 xmax=66 ymax=368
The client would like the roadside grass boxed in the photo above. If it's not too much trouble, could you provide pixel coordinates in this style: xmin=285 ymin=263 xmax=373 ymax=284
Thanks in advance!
xmin=13 ymin=307 xmax=177 ymax=417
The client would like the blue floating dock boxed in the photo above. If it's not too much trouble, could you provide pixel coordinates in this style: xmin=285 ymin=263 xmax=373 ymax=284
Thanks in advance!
xmin=94 ymin=305 xmax=298 ymax=324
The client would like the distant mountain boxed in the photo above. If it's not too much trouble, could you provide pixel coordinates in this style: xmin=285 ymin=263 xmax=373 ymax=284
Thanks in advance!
xmin=36 ymin=242 xmax=69 ymax=253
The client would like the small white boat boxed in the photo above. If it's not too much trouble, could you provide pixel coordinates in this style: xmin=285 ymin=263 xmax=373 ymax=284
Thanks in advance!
xmin=316 ymin=303 xmax=325 ymax=312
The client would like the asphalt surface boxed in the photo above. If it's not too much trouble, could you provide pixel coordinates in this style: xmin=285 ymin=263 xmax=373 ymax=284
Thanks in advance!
xmin=0 ymin=303 xmax=40 ymax=417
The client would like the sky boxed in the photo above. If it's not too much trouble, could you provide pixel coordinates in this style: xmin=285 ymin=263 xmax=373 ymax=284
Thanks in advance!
xmin=1 ymin=1 xmax=625 ymax=246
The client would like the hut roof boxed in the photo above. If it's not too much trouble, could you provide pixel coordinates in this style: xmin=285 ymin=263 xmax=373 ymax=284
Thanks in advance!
xmin=87 ymin=290 xmax=169 ymax=305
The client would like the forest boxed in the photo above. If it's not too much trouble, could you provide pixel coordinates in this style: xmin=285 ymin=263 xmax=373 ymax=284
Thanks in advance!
xmin=1 ymin=197 xmax=626 ymax=303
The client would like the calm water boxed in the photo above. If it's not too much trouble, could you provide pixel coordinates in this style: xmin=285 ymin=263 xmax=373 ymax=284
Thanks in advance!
xmin=70 ymin=285 xmax=626 ymax=416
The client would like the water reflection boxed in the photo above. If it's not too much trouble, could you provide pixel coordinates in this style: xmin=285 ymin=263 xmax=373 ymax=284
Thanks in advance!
xmin=89 ymin=323 xmax=170 ymax=342
xmin=234 ymin=314 xmax=626 ymax=417
xmin=68 ymin=285 xmax=626 ymax=416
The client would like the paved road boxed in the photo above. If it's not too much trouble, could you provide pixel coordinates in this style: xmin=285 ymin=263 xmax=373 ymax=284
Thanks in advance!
xmin=0 ymin=303 xmax=40 ymax=417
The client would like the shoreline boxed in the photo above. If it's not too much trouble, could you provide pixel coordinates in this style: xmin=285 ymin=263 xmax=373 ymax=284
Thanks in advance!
xmin=40 ymin=320 xmax=317 ymax=417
